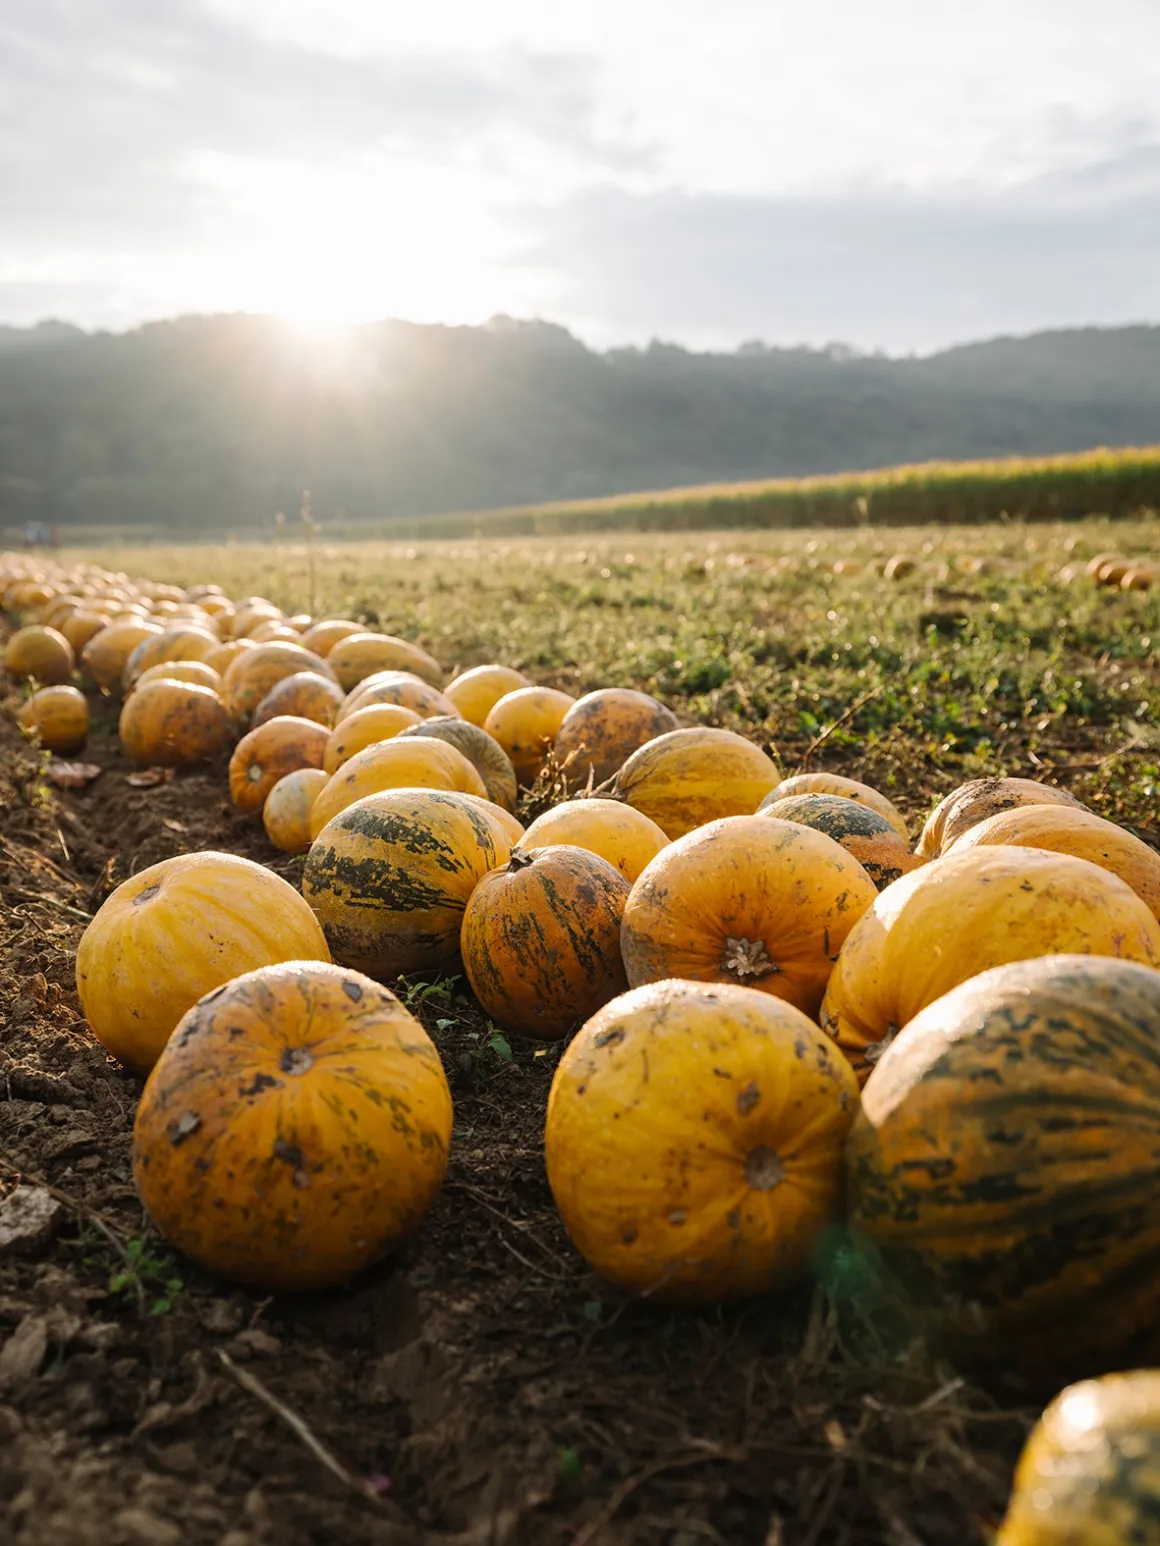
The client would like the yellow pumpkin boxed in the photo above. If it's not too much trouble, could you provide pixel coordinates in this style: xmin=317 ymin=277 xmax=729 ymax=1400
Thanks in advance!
xmin=4 ymin=625 xmax=75 ymax=685
xmin=263 ymin=767 xmax=329 ymax=853
xmin=917 ymin=776 xmax=1084 ymax=858
xmin=457 ymin=793 xmax=525 ymax=845
xmin=76 ymin=851 xmax=330 ymax=1072
xmin=59 ymin=609 xmax=112 ymax=657
xmin=520 ymin=797 xmax=669 ymax=883
xmin=600 ymin=728 xmax=781 ymax=839
xmin=247 ymin=622 xmax=302 ymax=645
xmin=327 ymin=632 xmax=445 ymax=691
xmin=444 ymin=663 xmax=530 ymax=726
xmin=82 ymin=620 xmax=164 ymax=694
xmin=118 ymin=680 xmax=234 ymax=766
xmin=228 ymin=715 xmax=331 ymax=814
xmin=231 ymin=601 xmax=283 ymax=639
xmin=397 ymin=716 xmax=519 ymax=812
xmin=545 ymin=979 xmax=860 ymax=1303
xmin=203 ymin=638 xmax=255 ymax=677
xmin=338 ymin=671 xmax=460 ymax=723
xmin=133 ymin=660 xmax=222 ymax=694
xmin=483 ymin=686 xmax=577 ymax=786
xmin=297 ymin=618 xmax=366 ymax=657
xmin=121 ymin=626 xmax=221 ymax=691
xmin=18 ymin=685 xmax=90 ymax=753
xmin=251 ymin=670 xmax=346 ymax=728
xmin=220 ymin=641 xmax=336 ymax=724
xmin=760 ymin=773 xmax=909 ymax=841
xmin=554 ymin=688 xmax=680 ymax=786
xmin=757 ymin=794 xmax=921 ymax=891
xmin=322 ymin=703 xmax=424 ymax=774
xmin=308 ymin=737 xmax=488 ymax=838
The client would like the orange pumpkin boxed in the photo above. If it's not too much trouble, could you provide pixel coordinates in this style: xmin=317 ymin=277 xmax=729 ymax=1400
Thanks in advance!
xmin=760 ymin=773 xmax=909 ymax=841
xmin=462 ymin=846 xmax=630 ymax=1040
xmin=262 ymin=768 xmax=329 ymax=853
xmin=251 ymin=670 xmax=346 ymax=728
xmin=600 ymin=728 xmax=781 ymax=838
xmin=554 ymin=688 xmax=680 ymax=786
xmin=520 ymin=797 xmax=669 ymax=883
xmin=231 ymin=601 xmax=283 ymax=638
xmin=121 ymin=626 xmax=221 ymax=691
xmin=444 ymin=663 xmax=530 ymax=726
xmin=247 ymin=622 xmax=302 ymax=645
xmin=228 ymin=715 xmax=331 ymax=814
xmin=622 ymin=815 xmax=877 ymax=1018
xmin=220 ymin=641 xmax=336 ymax=723
xmin=757 ymin=794 xmax=920 ymax=891
xmin=18 ymin=685 xmax=90 ymax=753
xmin=483 ymin=686 xmax=577 ymax=786
xmin=4 ymin=625 xmax=75 ymax=685
xmin=457 ymin=793 xmax=525 ymax=846
xmin=82 ymin=620 xmax=164 ymax=694
xmin=119 ymin=680 xmax=234 ymax=766
xmin=545 ymin=979 xmax=860 ymax=1303
xmin=203 ymin=638 xmax=255 ymax=677
xmin=309 ymin=737 xmax=487 ymax=838
xmin=917 ymin=776 xmax=1084 ymax=858
xmin=133 ymin=660 xmax=222 ymax=694
xmin=298 ymin=618 xmax=366 ymax=657
xmin=338 ymin=671 xmax=460 ymax=723
xmin=322 ymin=703 xmax=424 ymax=774
xmin=327 ymin=632 xmax=445 ymax=691
xmin=397 ymin=717 xmax=519 ymax=812
xmin=59 ymin=609 xmax=112 ymax=657
xmin=76 ymin=851 xmax=330 ymax=1072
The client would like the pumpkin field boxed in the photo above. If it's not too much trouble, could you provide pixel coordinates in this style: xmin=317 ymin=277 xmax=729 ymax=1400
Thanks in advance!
xmin=4 ymin=516 xmax=1160 ymax=1546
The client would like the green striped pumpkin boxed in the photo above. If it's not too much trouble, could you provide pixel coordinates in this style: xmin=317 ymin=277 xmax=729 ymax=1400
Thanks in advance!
xmin=756 ymin=792 xmax=919 ymax=891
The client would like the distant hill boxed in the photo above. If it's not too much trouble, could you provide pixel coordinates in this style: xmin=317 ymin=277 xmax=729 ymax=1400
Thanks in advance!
xmin=1 ymin=313 xmax=1159 ymax=534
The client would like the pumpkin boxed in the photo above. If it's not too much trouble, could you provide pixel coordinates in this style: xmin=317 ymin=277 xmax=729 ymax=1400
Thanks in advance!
xmin=553 ymin=688 xmax=680 ymax=787
xmin=997 ymin=1370 xmax=1160 ymax=1545
xmin=228 ymin=715 xmax=330 ymax=814
xmin=76 ymin=851 xmax=330 ymax=1073
xmin=397 ymin=716 xmax=519 ymax=811
xmin=303 ymin=788 xmax=511 ymax=978
xmin=599 ymin=728 xmax=781 ymax=839
xmin=247 ymin=622 xmax=302 ymax=645
xmin=760 ymin=773 xmax=908 ymax=841
xmin=309 ymin=736 xmax=488 ymax=838
xmin=59 ymin=609 xmax=112 ymax=656
xmin=82 ymin=620 xmax=164 ymax=694
xmin=757 ymin=794 xmax=920 ymax=891
xmin=220 ymin=641 xmax=336 ymax=724
xmin=298 ymin=618 xmax=366 ymax=657
xmin=251 ymin=670 xmax=346 ymax=728
xmin=820 ymin=845 xmax=1160 ymax=1081
xmin=520 ymin=797 xmax=669 ymax=883
xmin=4 ymin=625 xmax=75 ymax=685
xmin=444 ymin=663 xmax=530 ymax=726
xmin=132 ymin=660 xmax=222 ymax=694
xmin=1123 ymin=566 xmax=1157 ymax=591
xmin=18 ymin=685 xmax=90 ymax=753
xmin=121 ymin=626 xmax=221 ymax=690
xmin=621 ymin=815 xmax=877 ymax=1019
xmin=133 ymin=960 xmax=451 ymax=1291
xmin=457 ymin=793 xmax=525 ymax=846
xmin=119 ymin=679 xmax=234 ymax=766
xmin=203 ymin=638 xmax=255 ymax=677
xmin=483 ymin=686 xmax=578 ymax=786
xmin=327 ymin=632 xmax=444 ymax=691
xmin=462 ymin=846 xmax=630 ymax=1040
xmin=917 ymin=776 xmax=1084 ymax=858
xmin=848 ymin=955 xmax=1160 ymax=1376
xmin=262 ymin=768 xmax=329 ymax=853
xmin=322 ymin=703 xmax=424 ymax=774
xmin=338 ymin=671 xmax=460 ymax=723
xmin=231 ymin=601 xmax=283 ymax=638
xmin=545 ymin=979 xmax=860 ymax=1303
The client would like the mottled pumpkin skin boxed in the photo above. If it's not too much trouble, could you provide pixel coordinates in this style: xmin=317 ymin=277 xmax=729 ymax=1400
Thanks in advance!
xmin=309 ymin=737 xmax=488 ymax=838
xmin=483 ymin=686 xmax=578 ymax=786
xmin=82 ymin=620 xmax=163 ymax=694
xmin=227 ymin=715 xmax=330 ymax=814
xmin=457 ymin=793 xmax=525 ymax=845
xmin=917 ymin=776 xmax=1084 ymax=858
xmin=622 ymin=815 xmax=877 ymax=1018
xmin=220 ymin=641 xmax=336 ymax=724
xmin=322 ymin=703 xmax=424 ymax=773
xmin=119 ymin=680 xmax=234 ymax=766
xmin=251 ymin=670 xmax=346 ymax=728
xmin=521 ymin=797 xmax=669 ymax=883
xmin=121 ymin=626 xmax=221 ymax=691
xmin=822 ymin=845 xmax=1160 ymax=1083
xmin=133 ymin=961 xmax=451 ymax=1291
xmin=757 ymin=793 xmax=920 ymax=892
xmin=327 ymin=632 xmax=445 ymax=691
xmin=849 ymin=956 xmax=1160 ymax=1375
xmin=602 ymin=728 xmax=781 ymax=839
xmin=998 ymin=1370 xmax=1160 ymax=1545
xmin=553 ymin=688 xmax=680 ymax=786
xmin=297 ymin=618 xmax=366 ymax=657
xmin=546 ymin=979 xmax=860 ymax=1303
xmin=4 ymin=625 xmax=75 ymax=685
xmin=302 ymin=789 xmax=511 ymax=979
xmin=760 ymin=773 xmax=908 ymax=841
xmin=133 ymin=660 xmax=222 ymax=694
xmin=263 ymin=768 xmax=329 ymax=853
xmin=76 ymin=851 xmax=331 ymax=1073
xmin=338 ymin=672 xmax=461 ymax=723
xmin=444 ymin=663 xmax=530 ymax=726
xmin=462 ymin=846 xmax=630 ymax=1040
xmin=18 ymin=685 xmax=90 ymax=753
xmin=398 ymin=716 xmax=519 ymax=812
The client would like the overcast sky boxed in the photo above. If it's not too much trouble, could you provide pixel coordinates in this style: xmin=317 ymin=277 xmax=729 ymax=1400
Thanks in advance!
xmin=2 ymin=0 xmax=1159 ymax=352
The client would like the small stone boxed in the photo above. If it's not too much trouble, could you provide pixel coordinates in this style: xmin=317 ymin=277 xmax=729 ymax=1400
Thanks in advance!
xmin=197 ymin=1298 xmax=244 ymax=1336
xmin=113 ymin=1507 xmax=182 ymax=1546
xmin=42 ymin=1128 xmax=98 ymax=1162
xmin=76 ymin=1155 xmax=102 ymax=1173
xmin=231 ymin=1329 xmax=281 ymax=1358
xmin=0 ymin=1315 xmax=48 ymax=1393
xmin=0 ymin=1187 xmax=64 ymax=1256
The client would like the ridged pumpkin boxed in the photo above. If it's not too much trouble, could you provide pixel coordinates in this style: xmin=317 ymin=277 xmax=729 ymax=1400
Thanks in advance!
xmin=545 ymin=979 xmax=860 ymax=1303
xmin=444 ymin=663 xmax=530 ymax=726
xmin=4 ymin=625 xmax=75 ymax=685
xmin=309 ymin=737 xmax=488 ymax=838
xmin=398 ymin=716 xmax=519 ymax=812
xmin=521 ymin=797 xmax=669 ymax=883
xmin=322 ymin=703 xmax=424 ymax=774
xmin=302 ymin=789 xmax=511 ymax=978
xmin=820 ymin=845 xmax=1160 ymax=1081
xmin=76 ymin=851 xmax=330 ymax=1073
xmin=599 ymin=727 xmax=781 ymax=839
xmin=220 ymin=641 xmax=336 ymax=723
xmin=757 ymin=794 xmax=920 ymax=891
xmin=760 ymin=773 xmax=908 ymax=841
xmin=327 ymin=632 xmax=445 ymax=691
xmin=263 ymin=767 xmax=329 ymax=853
xmin=917 ymin=776 xmax=1084 ymax=858
xmin=949 ymin=803 xmax=1160 ymax=922
xmin=133 ymin=961 xmax=452 ymax=1291
xmin=848 ymin=955 xmax=1160 ymax=1375
xmin=82 ymin=620 xmax=163 ymax=693
xmin=553 ymin=688 xmax=680 ymax=786
xmin=18 ymin=685 xmax=90 ymax=753
xmin=133 ymin=660 xmax=222 ymax=694
xmin=121 ymin=625 xmax=221 ymax=690
xmin=298 ymin=618 xmax=366 ymax=657
xmin=119 ymin=680 xmax=234 ymax=766
xmin=228 ymin=715 xmax=330 ymax=814
xmin=484 ymin=686 xmax=577 ymax=786
xmin=621 ymin=815 xmax=877 ymax=1018
xmin=338 ymin=671 xmax=461 ymax=723
xmin=251 ymin=670 xmax=346 ymax=728
xmin=462 ymin=846 xmax=630 ymax=1040
xmin=998 ymin=1370 xmax=1160 ymax=1545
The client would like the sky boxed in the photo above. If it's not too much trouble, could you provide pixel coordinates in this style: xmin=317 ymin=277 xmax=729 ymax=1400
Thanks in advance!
xmin=2 ymin=0 xmax=1160 ymax=353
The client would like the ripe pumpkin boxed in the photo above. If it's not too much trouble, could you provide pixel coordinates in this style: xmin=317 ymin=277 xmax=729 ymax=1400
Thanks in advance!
xmin=220 ymin=641 xmax=336 ymax=724
xmin=397 ymin=716 xmax=519 ymax=812
xmin=76 ymin=851 xmax=330 ymax=1072
xmin=18 ymin=685 xmax=90 ymax=753
xmin=848 ymin=955 xmax=1160 ymax=1375
xmin=444 ymin=663 xmax=530 ymax=726
xmin=309 ymin=736 xmax=487 ymax=837
xmin=483 ymin=686 xmax=579 ymax=786
xmin=462 ymin=846 xmax=630 ymax=1040
xmin=59 ymin=609 xmax=112 ymax=657
xmin=322 ymin=703 xmax=424 ymax=774
xmin=263 ymin=767 xmax=329 ymax=853
xmin=133 ymin=960 xmax=451 ymax=1291
xmin=251 ymin=670 xmax=346 ymax=728
xmin=327 ymin=632 xmax=444 ymax=691
xmin=228 ymin=715 xmax=331 ymax=814
xmin=231 ymin=601 xmax=282 ymax=638
xmin=303 ymin=788 xmax=512 ymax=978
xmin=203 ymin=638 xmax=255 ymax=677
xmin=621 ymin=815 xmax=877 ymax=1019
xmin=600 ymin=728 xmax=781 ymax=839
xmin=82 ymin=620 xmax=164 ymax=694
xmin=4 ymin=625 xmax=75 ymax=685
xmin=757 ymin=794 xmax=920 ymax=891
xmin=760 ymin=773 xmax=908 ymax=841
xmin=457 ymin=793 xmax=525 ymax=846
xmin=247 ymin=622 xmax=302 ymax=645
xmin=338 ymin=671 xmax=461 ymax=723
xmin=917 ymin=776 xmax=1084 ymax=858
xmin=133 ymin=660 xmax=222 ymax=694
xmin=121 ymin=625 xmax=221 ymax=690
xmin=545 ymin=979 xmax=860 ymax=1303
xmin=298 ymin=618 xmax=366 ymax=657
xmin=553 ymin=688 xmax=680 ymax=786
xmin=520 ymin=797 xmax=669 ymax=883
xmin=119 ymin=680 xmax=234 ymax=766
xmin=820 ymin=845 xmax=1160 ymax=1081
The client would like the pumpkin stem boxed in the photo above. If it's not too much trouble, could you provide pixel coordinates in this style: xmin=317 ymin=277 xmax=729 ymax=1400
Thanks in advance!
xmin=863 ymin=1025 xmax=899 ymax=1066
xmin=507 ymin=847 xmax=536 ymax=871
xmin=723 ymin=936 xmax=778 ymax=979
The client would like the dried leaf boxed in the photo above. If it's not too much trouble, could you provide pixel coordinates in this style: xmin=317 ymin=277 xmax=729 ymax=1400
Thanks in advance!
xmin=127 ymin=768 xmax=176 ymax=789
xmin=162 ymin=818 xmax=186 ymax=833
xmin=45 ymin=762 xmax=102 ymax=789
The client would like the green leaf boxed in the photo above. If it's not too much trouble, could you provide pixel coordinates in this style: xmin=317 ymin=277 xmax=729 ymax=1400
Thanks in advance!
xmin=488 ymin=1032 xmax=513 ymax=1062
xmin=581 ymin=1299 xmax=604 ymax=1324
